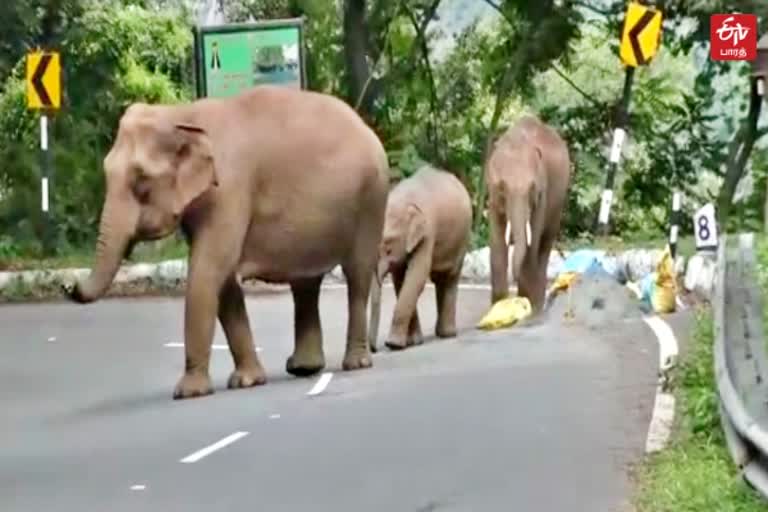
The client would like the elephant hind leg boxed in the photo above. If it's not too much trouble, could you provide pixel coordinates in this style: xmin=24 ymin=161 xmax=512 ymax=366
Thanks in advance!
xmin=407 ymin=309 xmax=424 ymax=346
xmin=340 ymin=246 xmax=378 ymax=371
xmin=434 ymin=268 xmax=460 ymax=339
xmin=286 ymin=275 xmax=326 ymax=377
xmin=218 ymin=274 xmax=267 ymax=389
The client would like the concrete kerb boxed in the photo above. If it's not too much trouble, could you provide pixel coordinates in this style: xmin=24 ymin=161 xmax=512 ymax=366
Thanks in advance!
xmin=0 ymin=245 xmax=710 ymax=302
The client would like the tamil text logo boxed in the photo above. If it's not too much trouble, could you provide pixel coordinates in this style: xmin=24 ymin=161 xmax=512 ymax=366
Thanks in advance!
xmin=710 ymin=14 xmax=757 ymax=61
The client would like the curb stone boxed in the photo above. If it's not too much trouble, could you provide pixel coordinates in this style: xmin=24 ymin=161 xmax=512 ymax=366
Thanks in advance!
xmin=0 ymin=245 xmax=708 ymax=303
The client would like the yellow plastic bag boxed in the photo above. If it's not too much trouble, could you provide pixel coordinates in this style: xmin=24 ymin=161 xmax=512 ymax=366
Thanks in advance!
xmin=632 ymin=246 xmax=677 ymax=313
xmin=548 ymin=271 xmax=579 ymax=296
xmin=651 ymin=246 xmax=677 ymax=314
xmin=476 ymin=296 xmax=532 ymax=330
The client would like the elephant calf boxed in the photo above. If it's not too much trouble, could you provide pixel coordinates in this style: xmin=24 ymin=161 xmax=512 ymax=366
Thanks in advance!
xmin=368 ymin=165 xmax=472 ymax=352
xmin=484 ymin=115 xmax=572 ymax=313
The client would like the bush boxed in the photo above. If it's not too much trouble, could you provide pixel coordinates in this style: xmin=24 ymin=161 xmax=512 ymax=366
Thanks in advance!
xmin=0 ymin=2 xmax=194 ymax=257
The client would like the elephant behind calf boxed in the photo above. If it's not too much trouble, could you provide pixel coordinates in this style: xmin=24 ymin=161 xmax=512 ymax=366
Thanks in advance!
xmin=63 ymin=85 xmax=389 ymax=400
xmin=484 ymin=115 xmax=572 ymax=313
xmin=367 ymin=165 xmax=473 ymax=352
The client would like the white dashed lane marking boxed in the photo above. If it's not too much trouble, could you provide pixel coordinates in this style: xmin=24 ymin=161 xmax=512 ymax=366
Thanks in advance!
xmin=179 ymin=431 xmax=249 ymax=464
xmin=307 ymin=372 xmax=333 ymax=396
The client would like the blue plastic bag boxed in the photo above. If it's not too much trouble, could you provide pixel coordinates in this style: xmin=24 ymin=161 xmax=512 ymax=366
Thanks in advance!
xmin=560 ymin=249 xmax=606 ymax=274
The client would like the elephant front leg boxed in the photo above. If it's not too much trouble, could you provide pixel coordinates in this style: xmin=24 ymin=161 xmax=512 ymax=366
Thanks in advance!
xmin=174 ymin=255 xmax=229 ymax=399
xmin=218 ymin=274 xmax=267 ymax=389
xmin=489 ymin=209 xmax=510 ymax=304
xmin=386 ymin=250 xmax=430 ymax=351
xmin=528 ymin=232 xmax=555 ymax=314
xmin=434 ymin=269 xmax=460 ymax=339
xmin=286 ymin=276 xmax=326 ymax=377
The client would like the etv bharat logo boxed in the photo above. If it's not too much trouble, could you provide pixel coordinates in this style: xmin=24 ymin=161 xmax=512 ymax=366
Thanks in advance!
xmin=710 ymin=14 xmax=757 ymax=61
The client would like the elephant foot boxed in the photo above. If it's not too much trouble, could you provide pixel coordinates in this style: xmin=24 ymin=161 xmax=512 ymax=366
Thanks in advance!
xmin=407 ymin=330 xmax=424 ymax=346
xmin=286 ymin=352 xmax=325 ymax=377
xmin=173 ymin=372 xmax=214 ymax=400
xmin=227 ymin=364 xmax=267 ymax=389
xmin=384 ymin=333 xmax=408 ymax=351
xmin=342 ymin=348 xmax=373 ymax=371
xmin=435 ymin=324 xmax=457 ymax=339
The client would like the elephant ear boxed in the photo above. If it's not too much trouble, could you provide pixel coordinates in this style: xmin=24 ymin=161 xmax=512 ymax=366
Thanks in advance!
xmin=406 ymin=203 xmax=427 ymax=254
xmin=172 ymin=123 xmax=219 ymax=216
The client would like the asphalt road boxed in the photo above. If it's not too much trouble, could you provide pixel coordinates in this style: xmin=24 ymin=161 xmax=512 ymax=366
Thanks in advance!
xmin=1 ymin=284 xmax=668 ymax=512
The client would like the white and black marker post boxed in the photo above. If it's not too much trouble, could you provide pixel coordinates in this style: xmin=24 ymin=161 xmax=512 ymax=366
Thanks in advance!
xmin=668 ymin=191 xmax=681 ymax=260
xmin=597 ymin=67 xmax=635 ymax=236
xmin=40 ymin=113 xmax=52 ymax=253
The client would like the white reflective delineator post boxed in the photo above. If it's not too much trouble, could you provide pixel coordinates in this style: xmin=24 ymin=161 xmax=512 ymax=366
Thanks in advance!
xmin=40 ymin=114 xmax=49 ymax=213
xmin=609 ymin=127 xmax=626 ymax=164
xmin=669 ymin=191 xmax=681 ymax=259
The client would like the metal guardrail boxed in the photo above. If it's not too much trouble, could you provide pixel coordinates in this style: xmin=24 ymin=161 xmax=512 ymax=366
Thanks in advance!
xmin=714 ymin=233 xmax=768 ymax=499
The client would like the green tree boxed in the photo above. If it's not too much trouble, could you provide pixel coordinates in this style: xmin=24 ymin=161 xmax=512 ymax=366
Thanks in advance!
xmin=0 ymin=1 xmax=193 ymax=255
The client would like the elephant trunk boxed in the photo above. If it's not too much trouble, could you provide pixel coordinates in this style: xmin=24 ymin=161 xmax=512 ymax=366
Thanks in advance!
xmin=67 ymin=197 xmax=137 ymax=304
xmin=508 ymin=198 xmax=531 ymax=286
xmin=367 ymin=258 xmax=389 ymax=353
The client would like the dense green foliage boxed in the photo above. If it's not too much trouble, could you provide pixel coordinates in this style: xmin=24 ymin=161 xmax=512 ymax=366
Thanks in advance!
xmin=1 ymin=0 xmax=767 ymax=263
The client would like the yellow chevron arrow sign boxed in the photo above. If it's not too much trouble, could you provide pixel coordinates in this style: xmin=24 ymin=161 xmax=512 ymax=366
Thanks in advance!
xmin=619 ymin=2 xmax=663 ymax=67
xmin=26 ymin=50 xmax=61 ymax=110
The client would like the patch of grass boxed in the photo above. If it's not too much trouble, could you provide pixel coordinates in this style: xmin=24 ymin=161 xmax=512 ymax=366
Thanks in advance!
xmin=0 ymin=236 xmax=188 ymax=271
xmin=633 ymin=307 xmax=766 ymax=511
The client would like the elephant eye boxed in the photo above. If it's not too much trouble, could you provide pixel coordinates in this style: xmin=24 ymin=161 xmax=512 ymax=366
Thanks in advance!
xmin=133 ymin=177 xmax=151 ymax=204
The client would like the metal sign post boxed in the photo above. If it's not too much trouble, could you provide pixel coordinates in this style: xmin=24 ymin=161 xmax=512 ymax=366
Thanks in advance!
xmin=596 ymin=2 xmax=663 ymax=236
xmin=26 ymin=49 xmax=62 ymax=255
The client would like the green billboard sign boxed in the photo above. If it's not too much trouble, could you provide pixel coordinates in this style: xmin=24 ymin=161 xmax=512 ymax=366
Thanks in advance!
xmin=193 ymin=18 xmax=307 ymax=98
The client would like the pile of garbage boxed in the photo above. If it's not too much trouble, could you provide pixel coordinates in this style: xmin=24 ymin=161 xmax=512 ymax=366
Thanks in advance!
xmin=476 ymin=245 xmax=680 ymax=331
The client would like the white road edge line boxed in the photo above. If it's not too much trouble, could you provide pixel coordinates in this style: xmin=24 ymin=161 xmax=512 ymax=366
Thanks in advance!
xmin=642 ymin=315 xmax=679 ymax=454
xmin=307 ymin=372 xmax=333 ymax=396
xmin=179 ymin=431 xmax=249 ymax=464
xmin=163 ymin=342 xmax=261 ymax=352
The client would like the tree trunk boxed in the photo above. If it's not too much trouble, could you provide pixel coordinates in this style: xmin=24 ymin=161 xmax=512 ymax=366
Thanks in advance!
xmin=343 ymin=0 xmax=375 ymax=119
xmin=717 ymin=79 xmax=764 ymax=225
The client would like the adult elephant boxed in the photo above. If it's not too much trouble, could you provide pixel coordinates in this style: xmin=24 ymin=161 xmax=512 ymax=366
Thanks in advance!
xmin=63 ymin=85 xmax=390 ymax=400
xmin=484 ymin=115 xmax=571 ymax=313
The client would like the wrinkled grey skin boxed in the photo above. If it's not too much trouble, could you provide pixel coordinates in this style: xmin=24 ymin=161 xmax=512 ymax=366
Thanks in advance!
xmin=484 ymin=115 xmax=572 ymax=313
xmin=367 ymin=165 xmax=472 ymax=352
